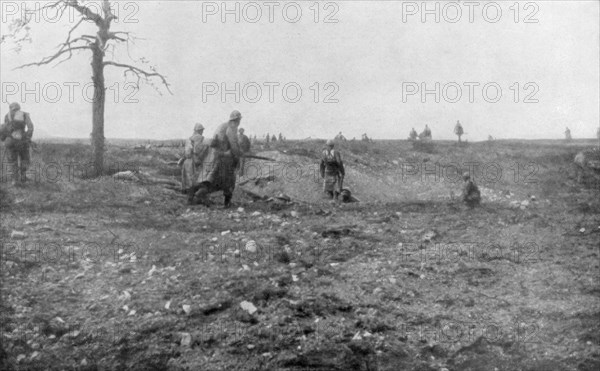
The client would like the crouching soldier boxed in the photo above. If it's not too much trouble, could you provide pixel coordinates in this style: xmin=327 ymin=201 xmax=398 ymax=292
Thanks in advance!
xmin=1 ymin=103 xmax=34 ymax=185
xmin=320 ymin=139 xmax=345 ymax=199
xmin=461 ymin=173 xmax=481 ymax=208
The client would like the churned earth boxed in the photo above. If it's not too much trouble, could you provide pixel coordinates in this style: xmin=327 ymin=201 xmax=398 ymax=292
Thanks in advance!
xmin=1 ymin=139 xmax=599 ymax=370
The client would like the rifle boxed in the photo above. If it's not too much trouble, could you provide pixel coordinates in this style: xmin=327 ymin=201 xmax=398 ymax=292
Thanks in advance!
xmin=173 ymin=153 xmax=276 ymax=166
xmin=241 ymin=153 xmax=276 ymax=161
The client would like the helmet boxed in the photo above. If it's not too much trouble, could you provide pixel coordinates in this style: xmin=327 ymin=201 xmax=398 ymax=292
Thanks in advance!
xmin=229 ymin=110 xmax=242 ymax=121
xmin=462 ymin=172 xmax=471 ymax=180
xmin=238 ymin=128 xmax=245 ymax=133
xmin=194 ymin=123 xmax=204 ymax=132
xmin=326 ymin=139 xmax=335 ymax=146
xmin=9 ymin=102 xmax=20 ymax=111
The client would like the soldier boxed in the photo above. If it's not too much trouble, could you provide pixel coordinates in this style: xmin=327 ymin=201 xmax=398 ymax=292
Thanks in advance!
xmin=423 ymin=125 xmax=432 ymax=139
xmin=266 ymin=133 xmax=270 ymax=144
xmin=409 ymin=128 xmax=418 ymax=141
xmin=1 ymin=103 xmax=34 ymax=185
xmin=271 ymin=134 xmax=277 ymax=142
xmin=565 ymin=127 xmax=572 ymax=142
xmin=454 ymin=121 xmax=464 ymax=143
xmin=278 ymin=133 xmax=283 ymax=142
xmin=461 ymin=173 xmax=481 ymax=208
xmin=238 ymin=127 xmax=251 ymax=176
xmin=190 ymin=110 xmax=243 ymax=208
xmin=181 ymin=123 xmax=209 ymax=198
xmin=320 ymin=139 xmax=345 ymax=199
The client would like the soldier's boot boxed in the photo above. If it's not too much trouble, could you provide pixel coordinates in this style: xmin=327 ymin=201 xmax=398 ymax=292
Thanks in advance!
xmin=223 ymin=193 xmax=233 ymax=208
xmin=187 ymin=186 xmax=198 ymax=204
xmin=192 ymin=184 xmax=211 ymax=206
xmin=20 ymin=164 xmax=28 ymax=183
xmin=10 ymin=162 xmax=19 ymax=186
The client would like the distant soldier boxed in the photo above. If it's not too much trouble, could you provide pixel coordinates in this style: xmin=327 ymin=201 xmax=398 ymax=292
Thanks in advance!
xmin=409 ymin=128 xmax=418 ymax=141
xmin=335 ymin=131 xmax=347 ymax=141
xmin=565 ymin=127 xmax=572 ymax=142
xmin=190 ymin=110 xmax=243 ymax=208
xmin=272 ymin=134 xmax=277 ymax=142
xmin=278 ymin=133 xmax=283 ymax=142
xmin=488 ymin=135 xmax=494 ymax=142
xmin=454 ymin=121 xmax=464 ymax=143
xmin=181 ymin=123 xmax=209 ymax=196
xmin=266 ymin=133 xmax=270 ymax=144
xmin=422 ymin=125 xmax=432 ymax=139
xmin=320 ymin=139 xmax=345 ymax=199
xmin=238 ymin=128 xmax=251 ymax=176
xmin=1 ymin=103 xmax=34 ymax=185
xmin=461 ymin=173 xmax=481 ymax=208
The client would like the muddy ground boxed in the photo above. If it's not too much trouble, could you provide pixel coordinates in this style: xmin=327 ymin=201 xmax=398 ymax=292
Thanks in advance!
xmin=1 ymin=139 xmax=599 ymax=371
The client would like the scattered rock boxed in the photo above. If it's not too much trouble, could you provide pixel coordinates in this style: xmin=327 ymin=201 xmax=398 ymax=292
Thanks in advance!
xmin=421 ymin=230 xmax=438 ymax=243
xmin=240 ymin=300 xmax=257 ymax=315
xmin=245 ymin=240 xmax=257 ymax=253
xmin=10 ymin=230 xmax=26 ymax=240
xmin=180 ymin=332 xmax=192 ymax=347
xmin=182 ymin=304 xmax=192 ymax=315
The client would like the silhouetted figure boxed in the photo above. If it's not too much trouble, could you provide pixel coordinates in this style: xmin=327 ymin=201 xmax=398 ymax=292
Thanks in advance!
xmin=409 ymin=128 xmax=418 ymax=141
xmin=454 ymin=121 xmax=464 ymax=143
xmin=565 ymin=127 xmax=572 ymax=142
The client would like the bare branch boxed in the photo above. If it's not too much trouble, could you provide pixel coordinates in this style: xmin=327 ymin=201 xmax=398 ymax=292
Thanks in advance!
xmin=103 ymin=61 xmax=173 ymax=95
xmin=14 ymin=45 xmax=91 ymax=70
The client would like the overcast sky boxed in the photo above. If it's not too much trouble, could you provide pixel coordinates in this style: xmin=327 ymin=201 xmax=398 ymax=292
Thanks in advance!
xmin=1 ymin=0 xmax=598 ymax=140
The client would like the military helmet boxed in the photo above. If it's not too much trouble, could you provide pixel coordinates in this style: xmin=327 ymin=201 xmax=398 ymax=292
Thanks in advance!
xmin=326 ymin=139 xmax=335 ymax=146
xmin=194 ymin=123 xmax=204 ymax=132
xmin=9 ymin=102 xmax=20 ymax=111
xmin=229 ymin=110 xmax=242 ymax=121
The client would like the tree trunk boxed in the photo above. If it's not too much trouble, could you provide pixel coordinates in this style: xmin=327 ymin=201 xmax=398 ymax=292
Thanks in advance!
xmin=91 ymin=43 xmax=105 ymax=176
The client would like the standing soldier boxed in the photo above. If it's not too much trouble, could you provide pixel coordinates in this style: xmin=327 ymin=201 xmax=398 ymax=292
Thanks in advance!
xmin=181 ymin=123 xmax=209 ymax=198
xmin=565 ymin=127 xmax=572 ymax=142
xmin=454 ymin=121 xmax=464 ymax=143
xmin=409 ymin=128 xmax=418 ymax=141
xmin=1 ymin=103 xmax=34 ymax=185
xmin=238 ymin=128 xmax=251 ymax=177
xmin=320 ymin=139 xmax=345 ymax=200
xmin=423 ymin=125 xmax=432 ymax=139
xmin=190 ymin=110 xmax=243 ymax=208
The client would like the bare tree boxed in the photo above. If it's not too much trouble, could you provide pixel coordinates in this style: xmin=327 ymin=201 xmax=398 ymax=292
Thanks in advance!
xmin=6 ymin=0 xmax=172 ymax=174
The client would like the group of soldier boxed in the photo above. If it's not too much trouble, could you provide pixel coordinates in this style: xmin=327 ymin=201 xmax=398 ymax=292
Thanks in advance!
xmin=0 ymin=103 xmax=481 ymax=207
xmin=180 ymin=110 xmax=251 ymax=208
xmin=264 ymin=133 xmax=285 ymax=143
